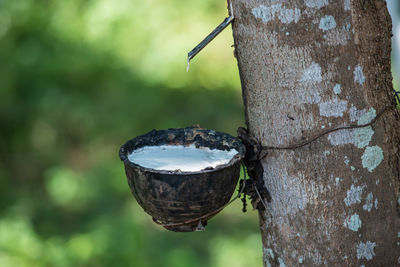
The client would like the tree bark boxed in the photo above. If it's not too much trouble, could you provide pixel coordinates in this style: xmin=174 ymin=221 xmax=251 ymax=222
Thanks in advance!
xmin=231 ymin=0 xmax=400 ymax=266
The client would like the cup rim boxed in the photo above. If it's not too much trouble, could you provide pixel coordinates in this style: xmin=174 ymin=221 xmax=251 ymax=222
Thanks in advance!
xmin=119 ymin=127 xmax=245 ymax=175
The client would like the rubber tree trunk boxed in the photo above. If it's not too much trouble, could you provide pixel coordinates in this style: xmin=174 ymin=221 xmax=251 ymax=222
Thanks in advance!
xmin=231 ymin=0 xmax=400 ymax=266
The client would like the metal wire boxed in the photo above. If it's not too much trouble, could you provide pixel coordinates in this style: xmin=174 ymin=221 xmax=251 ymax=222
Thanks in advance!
xmin=262 ymin=101 xmax=396 ymax=151
xmin=244 ymin=91 xmax=399 ymax=208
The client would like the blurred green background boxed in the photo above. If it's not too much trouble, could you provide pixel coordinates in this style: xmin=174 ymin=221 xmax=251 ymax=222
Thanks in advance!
xmin=0 ymin=0 xmax=398 ymax=266
xmin=0 ymin=0 xmax=262 ymax=266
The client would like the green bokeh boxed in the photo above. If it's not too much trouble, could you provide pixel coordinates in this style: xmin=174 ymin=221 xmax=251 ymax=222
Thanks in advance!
xmin=0 ymin=0 xmax=261 ymax=266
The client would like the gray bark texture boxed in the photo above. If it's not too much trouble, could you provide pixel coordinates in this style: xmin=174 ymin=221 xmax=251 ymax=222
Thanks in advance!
xmin=231 ymin=0 xmax=400 ymax=266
